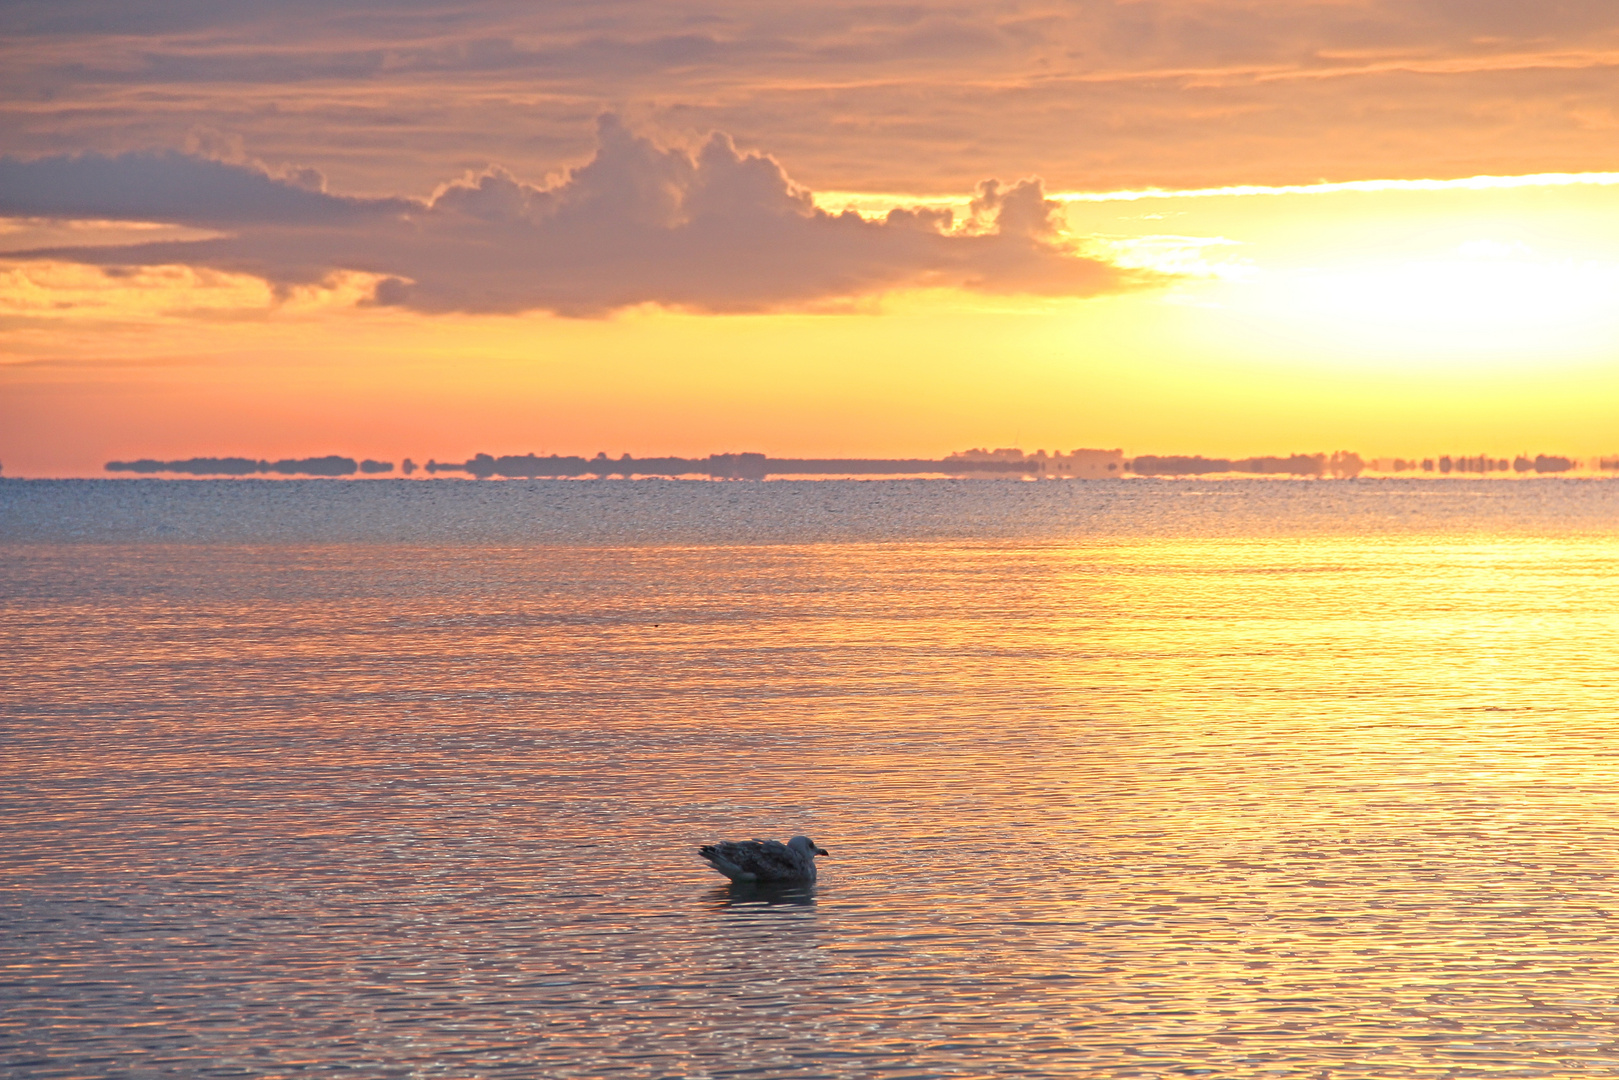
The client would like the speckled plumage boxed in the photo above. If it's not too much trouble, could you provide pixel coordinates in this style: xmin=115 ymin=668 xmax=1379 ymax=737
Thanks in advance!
xmin=699 ymin=835 xmax=828 ymax=883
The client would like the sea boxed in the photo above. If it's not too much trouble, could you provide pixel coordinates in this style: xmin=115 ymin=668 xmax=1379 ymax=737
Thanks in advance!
xmin=6 ymin=477 xmax=1619 ymax=1078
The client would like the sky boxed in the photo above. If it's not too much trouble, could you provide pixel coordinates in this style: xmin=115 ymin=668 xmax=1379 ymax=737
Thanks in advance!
xmin=4 ymin=0 xmax=1619 ymax=477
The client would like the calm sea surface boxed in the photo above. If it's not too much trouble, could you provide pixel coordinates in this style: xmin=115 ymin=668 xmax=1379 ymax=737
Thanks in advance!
xmin=6 ymin=478 xmax=1619 ymax=1078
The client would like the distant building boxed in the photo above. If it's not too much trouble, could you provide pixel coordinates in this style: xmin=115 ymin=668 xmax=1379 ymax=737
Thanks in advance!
xmin=1327 ymin=451 xmax=1364 ymax=479
xmin=944 ymin=447 xmax=1125 ymax=479
xmin=1041 ymin=448 xmax=1126 ymax=479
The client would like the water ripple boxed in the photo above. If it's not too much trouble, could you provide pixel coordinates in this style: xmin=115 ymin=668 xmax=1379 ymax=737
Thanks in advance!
xmin=6 ymin=490 xmax=1619 ymax=1075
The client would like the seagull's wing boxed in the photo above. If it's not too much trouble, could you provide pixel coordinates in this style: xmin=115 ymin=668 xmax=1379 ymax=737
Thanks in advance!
xmin=700 ymin=839 xmax=803 ymax=882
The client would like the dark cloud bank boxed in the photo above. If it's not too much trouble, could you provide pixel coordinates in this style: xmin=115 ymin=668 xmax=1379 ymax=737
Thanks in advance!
xmin=0 ymin=117 xmax=1138 ymax=316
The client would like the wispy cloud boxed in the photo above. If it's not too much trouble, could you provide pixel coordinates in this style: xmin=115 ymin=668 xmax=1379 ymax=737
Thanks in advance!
xmin=5 ymin=1 xmax=1619 ymax=194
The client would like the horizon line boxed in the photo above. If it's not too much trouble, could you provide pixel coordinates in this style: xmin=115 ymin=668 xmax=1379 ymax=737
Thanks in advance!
xmin=1056 ymin=170 xmax=1619 ymax=203
xmin=815 ymin=171 xmax=1619 ymax=212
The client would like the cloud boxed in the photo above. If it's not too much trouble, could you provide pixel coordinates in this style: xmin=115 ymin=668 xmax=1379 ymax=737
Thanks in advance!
xmin=0 ymin=150 xmax=407 ymax=226
xmin=7 ymin=0 xmax=1619 ymax=196
xmin=0 ymin=116 xmax=1142 ymax=316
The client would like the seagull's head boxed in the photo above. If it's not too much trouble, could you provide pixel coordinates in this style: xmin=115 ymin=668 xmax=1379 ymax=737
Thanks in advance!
xmin=789 ymin=835 xmax=829 ymax=858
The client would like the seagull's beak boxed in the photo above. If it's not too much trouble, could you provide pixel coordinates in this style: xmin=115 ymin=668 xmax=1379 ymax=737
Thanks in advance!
xmin=816 ymin=847 xmax=829 ymax=856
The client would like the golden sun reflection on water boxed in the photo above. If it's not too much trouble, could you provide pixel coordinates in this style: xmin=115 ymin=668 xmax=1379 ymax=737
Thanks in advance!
xmin=1017 ymin=539 xmax=1619 ymax=1071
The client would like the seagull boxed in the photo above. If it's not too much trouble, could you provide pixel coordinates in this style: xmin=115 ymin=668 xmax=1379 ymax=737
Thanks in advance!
xmin=699 ymin=835 xmax=829 ymax=883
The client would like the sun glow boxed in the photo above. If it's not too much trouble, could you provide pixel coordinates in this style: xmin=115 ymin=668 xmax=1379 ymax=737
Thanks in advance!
xmin=815 ymin=174 xmax=1619 ymax=364
xmin=1263 ymin=247 xmax=1619 ymax=352
xmin=1058 ymin=175 xmax=1619 ymax=372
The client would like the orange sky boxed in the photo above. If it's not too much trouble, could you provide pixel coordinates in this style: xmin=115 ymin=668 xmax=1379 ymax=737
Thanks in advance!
xmin=4 ymin=1 xmax=1619 ymax=477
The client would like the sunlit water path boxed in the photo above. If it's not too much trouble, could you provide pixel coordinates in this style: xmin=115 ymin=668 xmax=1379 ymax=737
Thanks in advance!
xmin=6 ymin=479 xmax=1619 ymax=1077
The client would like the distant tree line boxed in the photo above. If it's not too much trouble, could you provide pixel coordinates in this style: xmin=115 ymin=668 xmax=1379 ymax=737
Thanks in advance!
xmin=98 ymin=449 xmax=1595 ymax=479
xmin=420 ymin=452 xmax=1007 ymax=480
xmin=105 ymin=456 xmax=394 ymax=477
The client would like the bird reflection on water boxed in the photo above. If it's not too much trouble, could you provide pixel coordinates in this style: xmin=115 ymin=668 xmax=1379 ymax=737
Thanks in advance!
xmin=707 ymin=881 xmax=819 ymax=909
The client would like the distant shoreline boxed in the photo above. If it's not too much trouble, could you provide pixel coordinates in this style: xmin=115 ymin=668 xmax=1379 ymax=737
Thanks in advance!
xmin=84 ymin=448 xmax=1608 ymax=481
